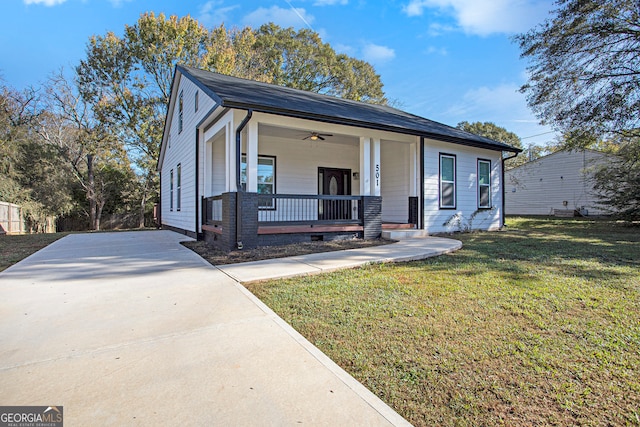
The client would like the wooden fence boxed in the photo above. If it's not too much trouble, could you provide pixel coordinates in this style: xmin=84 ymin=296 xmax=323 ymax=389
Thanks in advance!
xmin=0 ymin=201 xmax=24 ymax=235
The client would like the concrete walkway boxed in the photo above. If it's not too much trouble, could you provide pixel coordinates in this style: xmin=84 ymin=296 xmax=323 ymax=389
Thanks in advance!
xmin=219 ymin=235 xmax=461 ymax=283
xmin=0 ymin=230 xmax=460 ymax=426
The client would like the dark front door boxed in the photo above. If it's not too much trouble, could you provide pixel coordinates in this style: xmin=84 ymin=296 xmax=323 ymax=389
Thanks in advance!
xmin=318 ymin=167 xmax=351 ymax=220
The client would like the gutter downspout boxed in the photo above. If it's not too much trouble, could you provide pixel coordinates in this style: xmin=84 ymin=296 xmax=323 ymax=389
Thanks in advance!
xmin=195 ymin=130 xmax=200 ymax=238
xmin=419 ymin=137 xmax=425 ymax=230
xmin=501 ymin=151 xmax=519 ymax=229
xmin=235 ymin=109 xmax=253 ymax=249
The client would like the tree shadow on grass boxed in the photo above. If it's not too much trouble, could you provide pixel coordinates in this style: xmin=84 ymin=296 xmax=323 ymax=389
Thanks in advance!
xmin=414 ymin=224 xmax=639 ymax=287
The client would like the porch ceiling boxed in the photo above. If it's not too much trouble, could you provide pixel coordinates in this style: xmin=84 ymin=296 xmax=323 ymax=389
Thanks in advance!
xmin=258 ymin=124 xmax=359 ymax=146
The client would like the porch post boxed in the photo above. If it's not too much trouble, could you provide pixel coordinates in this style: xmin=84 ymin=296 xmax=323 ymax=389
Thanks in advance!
xmin=359 ymin=137 xmax=371 ymax=195
xmin=409 ymin=142 xmax=417 ymax=197
xmin=246 ymin=121 xmax=259 ymax=193
xmin=362 ymin=196 xmax=382 ymax=239
xmin=371 ymin=138 xmax=381 ymax=197
xmin=225 ymin=121 xmax=237 ymax=192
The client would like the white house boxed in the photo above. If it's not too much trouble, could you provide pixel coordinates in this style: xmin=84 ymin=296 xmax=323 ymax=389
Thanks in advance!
xmin=158 ymin=65 xmax=521 ymax=251
xmin=505 ymin=149 xmax=613 ymax=216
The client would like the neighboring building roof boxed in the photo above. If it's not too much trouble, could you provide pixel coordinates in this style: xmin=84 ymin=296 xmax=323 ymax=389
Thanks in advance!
xmin=177 ymin=65 xmax=522 ymax=153
xmin=506 ymin=148 xmax=613 ymax=171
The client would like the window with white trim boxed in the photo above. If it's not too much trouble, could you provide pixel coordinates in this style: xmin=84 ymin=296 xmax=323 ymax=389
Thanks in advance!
xmin=477 ymin=159 xmax=491 ymax=209
xmin=169 ymin=169 xmax=174 ymax=211
xmin=241 ymin=155 xmax=276 ymax=208
xmin=178 ymin=90 xmax=183 ymax=133
xmin=176 ymin=164 xmax=181 ymax=211
xmin=439 ymin=154 xmax=456 ymax=209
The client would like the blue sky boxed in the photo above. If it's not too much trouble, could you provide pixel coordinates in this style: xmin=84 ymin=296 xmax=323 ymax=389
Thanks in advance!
xmin=1 ymin=0 xmax=557 ymax=147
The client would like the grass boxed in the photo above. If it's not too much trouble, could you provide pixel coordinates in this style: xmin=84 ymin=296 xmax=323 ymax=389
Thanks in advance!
xmin=246 ymin=218 xmax=640 ymax=426
xmin=0 ymin=233 xmax=68 ymax=272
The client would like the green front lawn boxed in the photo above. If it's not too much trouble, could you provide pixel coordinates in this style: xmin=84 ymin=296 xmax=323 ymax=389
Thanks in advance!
xmin=246 ymin=218 xmax=640 ymax=426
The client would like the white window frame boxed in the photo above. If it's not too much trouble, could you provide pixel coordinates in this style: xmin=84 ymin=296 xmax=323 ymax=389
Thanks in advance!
xmin=241 ymin=155 xmax=276 ymax=209
xmin=169 ymin=169 xmax=174 ymax=211
xmin=439 ymin=153 xmax=456 ymax=209
xmin=477 ymin=159 xmax=492 ymax=209
xmin=178 ymin=90 xmax=183 ymax=134
xmin=176 ymin=164 xmax=181 ymax=211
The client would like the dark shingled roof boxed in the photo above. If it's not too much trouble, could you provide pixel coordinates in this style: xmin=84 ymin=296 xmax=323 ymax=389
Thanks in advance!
xmin=178 ymin=65 xmax=521 ymax=153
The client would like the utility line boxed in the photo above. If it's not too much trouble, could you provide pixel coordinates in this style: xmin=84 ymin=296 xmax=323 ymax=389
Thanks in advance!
xmin=283 ymin=0 xmax=315 ymax=31
xmin=521 ymin=130 xmax=556 ymax=140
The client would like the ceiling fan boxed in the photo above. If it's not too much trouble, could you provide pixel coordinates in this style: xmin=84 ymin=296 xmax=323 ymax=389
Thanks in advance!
xmin=302 ymin=132 xmax=333 ymax=141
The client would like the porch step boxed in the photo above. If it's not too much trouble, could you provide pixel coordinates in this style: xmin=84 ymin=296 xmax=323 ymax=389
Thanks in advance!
xmin=382 ymin=229 xmax=430 ymax=240
xmin=382 ymin=223 xmax=416 ymax=230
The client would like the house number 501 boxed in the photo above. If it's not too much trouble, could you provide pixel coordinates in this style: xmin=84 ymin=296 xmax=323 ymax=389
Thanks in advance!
xmin=375 ymin=164 xmax=380 ymax=186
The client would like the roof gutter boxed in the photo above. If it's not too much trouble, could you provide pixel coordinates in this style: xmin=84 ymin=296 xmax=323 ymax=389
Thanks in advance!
xmin=234 ymin=109 xmax=253 ymax=250
xmin=501 ymin=151 xmax=519 ymax=229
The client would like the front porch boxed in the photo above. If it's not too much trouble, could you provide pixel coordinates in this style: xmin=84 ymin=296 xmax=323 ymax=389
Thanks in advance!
xmin=203 ymin=192 xmax=376 ymax=251
xmin=199 ymin=110 xmax=422 ymax=251
xmin=202 ymin=192 xmax=420 ymax=251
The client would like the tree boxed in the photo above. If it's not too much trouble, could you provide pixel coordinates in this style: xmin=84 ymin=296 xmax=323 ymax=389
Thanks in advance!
xmin=36 ymin=71 xmax=131 ymax=230
xmin=0 ymin=82 xmax=76 ymax=230
xmin=592 ymin=140 xmax=640 ymax=219
xmin=516 ymin=0 xmax=640 ymax=139
xmin=517 ymin=1 xmax=640 ymax=219
xmin=252 ymin=23 xmax=387 ymax=103
xmin=77 ymin=13 xmax=389 ymax=227
xmin=456 ymin=121 xmax=531 ymax=168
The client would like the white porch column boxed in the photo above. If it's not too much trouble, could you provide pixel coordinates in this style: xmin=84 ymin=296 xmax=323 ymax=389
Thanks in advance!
xmin=359 ymin=137 xmax=371 ymax=195
xmin=225 ymin=121 xmax=237 ymax=192
xmin=409 ymin=142 xmax=417 ymax=197
xmin=203 ymin=128 xmax=211 ymax=197
xmin=371 ymin=138 xmax=381 ymax=196
xmin=246 ymin=121 xmax=259 ymax=193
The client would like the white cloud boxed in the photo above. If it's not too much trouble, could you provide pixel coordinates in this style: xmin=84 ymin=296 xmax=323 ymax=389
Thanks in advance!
xmin=314 ymin=0 xmax=348 ymax=5
xmin=334 ymin=43 xmax=356 ymax=56
xmin=243 ymin=5 xmax=315 ymax=29
xmin=425 ymin=46 xmax=448 ymax=55
xmin=23 ymin=0 xmax=66 ymax=5
xmin=362 ymin=43 xmax=396 ymax=65
xmin=403 ymin=0 xmax=426 ymax=17
xmin=313 ymin=0 xmax=349 ymax=6
xmin=199 ymin=1 xmax=240 ymax=26
xmin=445 ymin=83 xmax=523 ymax=117
xmin=402 ymin=0 xmax=553 ymax=35
xmin=109 ymin=0 xmax=133 ymax=7
xmin=427 ymin=22 xmax=456 ymax=36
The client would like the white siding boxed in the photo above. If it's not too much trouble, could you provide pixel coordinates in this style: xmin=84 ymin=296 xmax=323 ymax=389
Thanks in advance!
xmin=381 ymin=140 xmax=410 ymax=223
xmin=209 ymin=131 xmax=227 ymax=196
xmin=160 ymin=77 xmax=215 ymax=233
xmin=423 ymin=139 xmax=502 ymax=233
xmin=253 ymin=135 xmax=359 ymax=222
xmin=505 ymin=149 xmax=611 ymax=216
xmin=258 ymin=135 xmax=360 ymax=195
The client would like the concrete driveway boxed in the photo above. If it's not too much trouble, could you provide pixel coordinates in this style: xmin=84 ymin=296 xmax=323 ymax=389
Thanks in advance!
xmin=0 ymin=230 xmax=410 ymax=426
